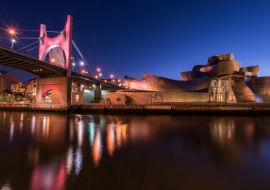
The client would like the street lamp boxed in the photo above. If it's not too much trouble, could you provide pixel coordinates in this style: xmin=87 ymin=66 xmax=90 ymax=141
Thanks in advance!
xmin=50 ymin=58 xmax=55 ymax=63
xmin=10 ymin=38 xmax=16 ymax=49
xmin=9 ymin=29 xmax=16 ymax=36
xmin=80 ymin=61 xmax=84 ymax=66
xmin=96 ymin=67 xmax=101 ymax=73
xmin=7 ymin=27 xmax=17 ymax=36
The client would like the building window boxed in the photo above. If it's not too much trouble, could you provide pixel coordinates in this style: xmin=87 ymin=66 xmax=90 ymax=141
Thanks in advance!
xmin=75 ymin=95 xmax=80 ymax=102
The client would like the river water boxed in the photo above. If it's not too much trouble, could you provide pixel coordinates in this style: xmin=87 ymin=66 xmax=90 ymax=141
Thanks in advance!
xmin=0 ymin=111 xmax=270 ymax=190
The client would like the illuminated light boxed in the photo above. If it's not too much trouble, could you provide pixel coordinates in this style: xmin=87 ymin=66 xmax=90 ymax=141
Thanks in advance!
xmin=96 ymin=67 xmax=101 ymax=72
xmin=10 ymin=38 xmax=16 ymax=49
xmin=10 ymin=29 xmax=16 ymax=35
xmin=42 ymin=116 xmax=51 ymax=137
xmin=50 ymin=58 xmax=55 ymax=63
xmin=92 ymin=129 xmax=102 ymax=166
xmin=20 ymin=113 xmax=24 ymax=130
xmin=75 ymin=95 xmax=80 ymax=102
xmin=94 ymin=75 xmax=98 ymax=79
xmin=84 ymin=89 xmax=91 ymax=93
xmin=119 ymin=83 xmax=122 ymax=87
xmin=9 ymin=119 xmax=14 ymax=143
xmin=7 ymin=27 xmax=17 ymax=36
xmin=81 ymin=69 xmax=88 ymax=74
xmin=72 ymin=62 xmax=76 ymax=66
xmin=80 ymin=61 xmax=84 ymax=66
xmin=110 ymin=74 xmax=114 ymax=79
xmin=99 ymin=73 xmax=102 ymax=77
xmin=31 ymin=116 xmax=36 ymax=135
xmin=11 ymin=38 xmax=16 ymax=43
xmin=117 ymin=79 xmax=121 ymax=83
xmin=115 ymin=124 xmax=122 ymax=148
xmin=66 ymin=147 xmax=73 ymax=174
xmin=89 ymin=122 xmax=95 ymax=145
xmin=107 ymin=124 xmax=115 ymax=156
xmin=20 ymin=113 xmax=24 ymax=121
xmin=121 ymin=124 xmax=128 ymax=144
xmin=75 ymin=148 xmax=82 ymax=175
xmin=77 ymin=120 xmax=84 ymax=147
xmin=112 ymin=79 xmax=115 ymax=83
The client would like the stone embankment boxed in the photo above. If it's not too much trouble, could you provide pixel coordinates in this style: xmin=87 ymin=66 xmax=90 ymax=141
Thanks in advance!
xmin=1 ymin=102 xmax=270 ymax=114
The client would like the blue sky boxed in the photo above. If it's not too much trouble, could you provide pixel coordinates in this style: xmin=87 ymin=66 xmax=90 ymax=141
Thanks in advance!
xmin=1 ymin=0 xmax=270 ymax=81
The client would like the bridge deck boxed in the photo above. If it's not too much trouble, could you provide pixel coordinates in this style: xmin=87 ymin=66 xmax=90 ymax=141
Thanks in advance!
xmin=0 ymin=46 xmax=120 ymax=89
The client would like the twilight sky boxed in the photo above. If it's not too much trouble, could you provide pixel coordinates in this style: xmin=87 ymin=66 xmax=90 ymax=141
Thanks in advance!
xmin=1 ymin=0 xmax=270 ymax=81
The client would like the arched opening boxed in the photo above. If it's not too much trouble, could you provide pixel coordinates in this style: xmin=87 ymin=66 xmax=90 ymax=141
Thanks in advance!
xmin=42 ymin=89 xmax=62 ymax=104
xmin=43 ymin=45 xmax=66 ymax=68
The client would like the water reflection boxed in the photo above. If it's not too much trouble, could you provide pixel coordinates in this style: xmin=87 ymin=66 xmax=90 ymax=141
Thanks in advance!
xmin=210 ymin=118 xmax=235 ymax=144
xmin=1 ymin=112 xmax=270 ymax=189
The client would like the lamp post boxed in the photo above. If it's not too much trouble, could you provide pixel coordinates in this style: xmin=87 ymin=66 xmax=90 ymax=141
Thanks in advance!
xmin=7 ymin=27 xmax=17 ymax=50
xmin=10 ymin=38 xmax=16 ymax=50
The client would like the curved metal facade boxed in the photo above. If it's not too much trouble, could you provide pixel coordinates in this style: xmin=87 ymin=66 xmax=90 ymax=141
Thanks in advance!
xmin=124 ymin=53 xmax=268 ymax=103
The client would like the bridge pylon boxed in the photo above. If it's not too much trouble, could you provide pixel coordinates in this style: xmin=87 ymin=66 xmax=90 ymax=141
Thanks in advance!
xmin=39 ymin=15 xmax=73 ymax=78
xmin=38 ymin=15 xmax=73 ymax=109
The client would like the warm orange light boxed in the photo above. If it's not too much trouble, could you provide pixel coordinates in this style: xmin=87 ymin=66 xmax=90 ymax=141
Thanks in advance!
xmin=115 ymin=125 xmax=122 ymax=148
xmin=7 ymin=27 xmax=17 ymax=36
xmin=50 ymin=58 xmax=55 ymax=63
xmin=106 ymin=124 xmax=115 ymax=156
xmin=94 ymin=75 xmax=98 ymax=79
xmin=92 ymin=130 xmax=102 ymax=166
xmin=96 ymin=67 xmax=101 ymax=72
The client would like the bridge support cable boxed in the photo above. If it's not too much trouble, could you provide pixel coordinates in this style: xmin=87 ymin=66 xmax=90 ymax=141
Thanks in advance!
xmin=26 ymin=45 xmax=39 ymax=52
xmin=16 ymin=40 xmax=39 ymax=52
xmin=72 ymin=40 xmax=84 ymax=60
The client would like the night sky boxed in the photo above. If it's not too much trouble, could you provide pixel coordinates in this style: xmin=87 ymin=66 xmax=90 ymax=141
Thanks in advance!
xmin=1 ymin=0 xmax=270 ymax=82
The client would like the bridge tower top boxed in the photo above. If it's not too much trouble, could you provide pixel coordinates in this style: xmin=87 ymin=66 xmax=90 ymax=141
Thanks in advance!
xmin=39 ymin=15 xmax=73 ymax=77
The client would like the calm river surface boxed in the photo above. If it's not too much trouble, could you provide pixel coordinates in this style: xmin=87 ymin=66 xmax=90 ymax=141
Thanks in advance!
xmin=0 ymin=111 xmax=270 ymax=190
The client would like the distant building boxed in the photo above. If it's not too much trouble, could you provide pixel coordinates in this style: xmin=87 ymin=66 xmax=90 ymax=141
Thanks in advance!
xmin=107 ymin=53 xmax=268 ymax=105
xmin=25 ymin=79 xmax=37 ymax=97
xmin=0 ymin=70 xmax=20 ymax=93
xmin=10 ymin=83 xmax=26 ymax=94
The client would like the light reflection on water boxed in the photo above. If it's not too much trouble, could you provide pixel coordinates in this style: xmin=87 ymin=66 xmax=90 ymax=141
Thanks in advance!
xmin=0 ymin=112 xmax=270 ymax=189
